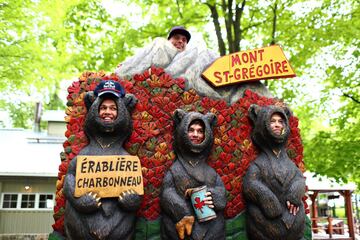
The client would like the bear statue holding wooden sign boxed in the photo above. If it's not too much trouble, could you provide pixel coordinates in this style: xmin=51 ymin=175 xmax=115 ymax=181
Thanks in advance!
xmin=63 ymin=80 xmax=141 ymax=240
xmin=243 ymin=104 xmax=306 ymax=240
xmin=160 ymin=109 xmax=227 ymax=240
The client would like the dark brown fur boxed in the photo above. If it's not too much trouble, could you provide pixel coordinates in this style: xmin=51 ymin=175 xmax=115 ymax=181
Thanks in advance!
xmin=63 ymin=92 xmax=141 ymax=240
xmin=160 ymin=110 xmax=227 ymax=240
xmin=243 ymin=104 xmax=306 ymax=240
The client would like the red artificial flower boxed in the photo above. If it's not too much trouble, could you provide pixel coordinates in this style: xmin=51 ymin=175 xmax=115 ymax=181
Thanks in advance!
xmin=58 ymin=161 xmax=69 ymax=177
xmin=228 ymin=162 xmax=236 ymax=171
xmin=135 ymin=73 xmax=147 ymax=82
xmin=55 ymin=68 xmax=307 ymax=227
xmin=150 ymin=177 xmax=161 ymax=188
xmin=148 ymin=105 xmax=164 ymax=119
xmin=52 ymin=216 xmax=64 ymax=233
xmin=161 ymin=74 xmax=174 ymax=88
xmin=176 ymin=78 xmax=186 ymax=89
xmin=119 ymin=79 xmax=134 ymax=92
xmin=217 ymin=114 xmax=226 ymax=125
xmin=150 ymin=66 xmax=165 ymax=77
xmin=67 ymin=81 xmax=81 ymax=95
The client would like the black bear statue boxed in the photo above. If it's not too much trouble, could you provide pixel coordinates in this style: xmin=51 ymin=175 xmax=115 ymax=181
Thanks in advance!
xmin=160 ymin=109 xmax=227 ymax=240
xmin=243 ymin=104 xmax=306 ymax=240
xmin=63 ymin=80 xmax=142 ymax=240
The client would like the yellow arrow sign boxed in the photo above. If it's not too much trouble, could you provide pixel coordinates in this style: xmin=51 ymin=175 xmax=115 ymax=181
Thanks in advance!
xmin=201 ymin=45 xmax=296 ymax=87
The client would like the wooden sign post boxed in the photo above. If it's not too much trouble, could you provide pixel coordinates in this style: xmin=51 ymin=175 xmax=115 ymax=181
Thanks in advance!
xmin=201 ymin=45 xmax=296 ymax=87
xmin=75 ymin=155 xmax=144 ymax=198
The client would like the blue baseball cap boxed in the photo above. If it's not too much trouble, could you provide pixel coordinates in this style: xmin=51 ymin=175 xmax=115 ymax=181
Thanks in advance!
xmin=94 ymin=80 xmax=125 ymax=98
xmin=167 ymin=26 xmax=191 ymax=43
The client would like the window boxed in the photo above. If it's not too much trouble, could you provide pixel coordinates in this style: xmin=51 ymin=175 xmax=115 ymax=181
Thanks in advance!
xmin=21 ymin=194 xmax=36 ymax=208
xmin=39 ymin=194 xmax=54 ymax=209
xmin=1 ymin=193 xmax=54 ymax=210
xmin=2 ymin=194 xmax=18 ymax=208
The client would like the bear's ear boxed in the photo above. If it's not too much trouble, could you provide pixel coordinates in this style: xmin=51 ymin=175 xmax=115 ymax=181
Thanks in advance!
xmin=123 ymin=94 xmax=138 ymax=112
xmin=248 ymin=104 xmax=260 ymax=123
xmin=173 ymin=109 xmax=186 ymax=125
xmin=84 ymin=91 xmax=96 ymax=111
xmin=205 ymin=113 xmax=217 ymax=128
xmin=284 ymin=106 xmax=292 ymax=119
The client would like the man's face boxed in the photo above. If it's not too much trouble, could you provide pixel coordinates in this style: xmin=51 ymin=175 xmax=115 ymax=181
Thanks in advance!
xmin=188 ymin=122 xmax=205 ymax=144
xmin=99 ymin=98 xmax=118 ymax=123
xmin=169 ymin=34 xmax=187 ymax=51
xmin=270 ymin=113 xmax=284 ymax=136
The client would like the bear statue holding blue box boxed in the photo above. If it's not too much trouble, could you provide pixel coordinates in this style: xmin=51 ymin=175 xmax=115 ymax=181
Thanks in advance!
xmin=160 ymin=109 xmax=227 ymax=240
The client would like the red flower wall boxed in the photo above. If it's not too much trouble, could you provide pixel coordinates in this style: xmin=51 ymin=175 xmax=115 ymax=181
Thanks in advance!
xmin=52 ymin=67 xmax=307 ymax=233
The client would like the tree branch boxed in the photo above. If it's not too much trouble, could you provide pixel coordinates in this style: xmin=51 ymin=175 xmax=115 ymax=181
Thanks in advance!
xmin=227 ymin=0 xmax=234 ymax=53
xmin=233 ymin=0 xmax=246 ymax=51
xmin=270 ymin=0 xmax=278 ymax=45
xmin=0 ymin=54 xmax=30 ymax=58
xmin=205 ymin=2 xmax=226 ymax=56
xmin=221 ymin=0 xmax=234 ymax=52
xmin=175 ymin=0 xmax=183 ymax=18
xmin=343 ymin=92 xmax=360 ymax=104
xmin=242 ymin=21 xmax=266 ymax=32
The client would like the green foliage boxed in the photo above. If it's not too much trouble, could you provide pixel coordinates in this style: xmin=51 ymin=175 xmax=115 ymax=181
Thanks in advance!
xmin=335 ymin=207 xmax=346 ymax=218
xmin=61 ymin=0 xmax=139 ymax=71
xmin=263 ymin=0 xmax=360 ymax=186
xmin=1 ymin=0 xmax=359 ymax=186
xmin=304 ymin=215 xmax=313 ymax=240
xmin=0 ymin=0 xmax=79 ymax=126
xmin=8 ymin=101 xmax=34 ymax=128
xmin=138 ymin=0 xmax=360 ymax=186
xmin=0 ymin=0 xmax=150 ymax=128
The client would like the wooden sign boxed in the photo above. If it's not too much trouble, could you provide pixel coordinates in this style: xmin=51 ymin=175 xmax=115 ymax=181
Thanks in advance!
xmin=201 ymin=45 xmax=296 ymax=87
xmin=75 ymin=155 xmax=144 ymax=198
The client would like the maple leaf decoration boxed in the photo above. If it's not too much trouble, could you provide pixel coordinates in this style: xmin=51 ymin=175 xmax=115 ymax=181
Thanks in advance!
xmin=194 ymin=197 xmax=206 ymax=213
xmin=52 ymin=67 xmax=307 ymax=234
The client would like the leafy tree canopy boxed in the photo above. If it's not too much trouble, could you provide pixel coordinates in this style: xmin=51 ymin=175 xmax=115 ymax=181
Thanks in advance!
xmin=1 ymin=0 xmax=359 ymax=186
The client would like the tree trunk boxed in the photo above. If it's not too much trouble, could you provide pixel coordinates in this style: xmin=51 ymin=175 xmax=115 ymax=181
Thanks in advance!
xmin=234 ymin=0 xmax=246 ymax=52
xmin=206 ymin=3 xmax=226 ymax=56
xmin=207 ymin=0 xmax=269 ymax=56
xmin=222 ymin=0 xmax=234 ymax=53
xmin=270 ymin=1 xmax=278 ymax=45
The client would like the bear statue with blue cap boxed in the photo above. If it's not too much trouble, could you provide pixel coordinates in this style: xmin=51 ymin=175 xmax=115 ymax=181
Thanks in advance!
xmin=94 ymin=80 xmax=126 ymax=98
xmin=63 ymin=80 xmax=141 ymax=239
